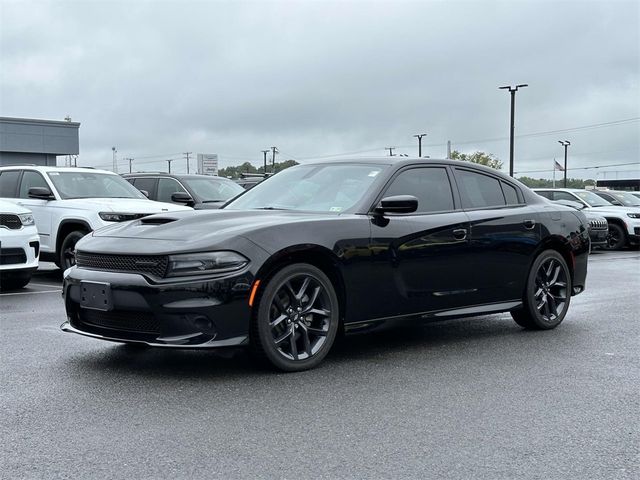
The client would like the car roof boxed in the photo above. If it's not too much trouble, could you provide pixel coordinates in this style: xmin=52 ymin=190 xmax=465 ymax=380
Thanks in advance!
xmin=122 ymin=173 xmax=230 ymax=180
xmin=0 ymin=165 xmax=117 ymax=175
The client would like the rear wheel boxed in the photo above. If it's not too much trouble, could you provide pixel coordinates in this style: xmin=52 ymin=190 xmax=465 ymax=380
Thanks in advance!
xmin=605 ymin=223 xmax=626 ymax=250
xmin=512 ymin=250 xmax=572 ymax=330
xmin=251 ymin=263 xmax=339 ymax=372
xmin=59 ymin=230 xmax=86 ymax=270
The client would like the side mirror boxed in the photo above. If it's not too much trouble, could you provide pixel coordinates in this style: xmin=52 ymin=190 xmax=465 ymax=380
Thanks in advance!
xmin=375 ymin=195 xmax=418 ymax=215
xmin=28 ymin=186 xmax=55 ymax=200
xmin=171 ymin=192 xmax=194 ymax=205
xmin=139 ymin=189 xmax=150 ymax=198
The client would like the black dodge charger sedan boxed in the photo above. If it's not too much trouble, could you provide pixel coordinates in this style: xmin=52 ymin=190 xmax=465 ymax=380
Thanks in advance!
xmin=61 ymin=159 xmax=589 ymax=371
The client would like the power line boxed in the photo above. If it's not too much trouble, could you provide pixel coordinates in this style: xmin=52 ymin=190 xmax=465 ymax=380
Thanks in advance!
xmin=515 ymin=161 xmax=640 ymax=175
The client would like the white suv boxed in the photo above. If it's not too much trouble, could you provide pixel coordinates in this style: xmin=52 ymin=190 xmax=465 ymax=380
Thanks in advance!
xmin=0 ymin=200 xmax=40 ymax=289
xmin=0 ymin=166 xmax=192 ymax=269
xmin=533 ymin=188 xmax=640 ymax=250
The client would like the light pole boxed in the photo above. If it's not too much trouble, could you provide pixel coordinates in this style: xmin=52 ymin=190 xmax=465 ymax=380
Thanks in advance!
xmin=499 ymin=84 xmax=528 ymax=177
xmin=261 ymin=150 xmax=269 ymax=174
xmin=559 ymin=140 xmax=571 ymax=187
xmin=111 ymin=146 xmax=117 ymax=173
xmin=386 ymin=147 xmax=395 ymax=156
xmin=413 ymin=133 xmax=426 ymax=157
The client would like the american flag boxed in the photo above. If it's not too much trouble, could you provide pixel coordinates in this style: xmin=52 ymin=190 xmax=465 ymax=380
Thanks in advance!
xmin=554 ymin=160 xmax=564 ymax=171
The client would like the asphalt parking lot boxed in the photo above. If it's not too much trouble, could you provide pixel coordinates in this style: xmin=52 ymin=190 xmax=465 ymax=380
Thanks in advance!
xmin=1 ymin=250 xmax=638 ymax=479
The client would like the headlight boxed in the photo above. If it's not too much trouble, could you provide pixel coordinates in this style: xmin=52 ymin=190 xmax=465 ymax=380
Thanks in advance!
xmin=166 ymin=251 xmax=249 ymax=277
xmin=627 ymin=213 xmax=640 ymax=219
xmin=99 ymin=212 xmax=148 ymax=222
xmin=18 ymin=213 xmax=35 ymax=226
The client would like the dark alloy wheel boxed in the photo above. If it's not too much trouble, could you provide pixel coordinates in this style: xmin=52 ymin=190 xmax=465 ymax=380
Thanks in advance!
xmin=512 ymin=250 xmax=572 ymax=330
xmin=604 ymin=223 xmax=626 ymax=250
xmin=59 ymin=231 xmax=86 ymax=270
xmin=251 ymin=263 xmax=339 ymax=372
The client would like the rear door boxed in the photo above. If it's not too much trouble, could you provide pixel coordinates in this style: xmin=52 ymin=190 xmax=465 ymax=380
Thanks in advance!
xmin=365 ymin=165 xmax=473 ymax=321
xmin=453 ymin=168 xmax=541 ymax=304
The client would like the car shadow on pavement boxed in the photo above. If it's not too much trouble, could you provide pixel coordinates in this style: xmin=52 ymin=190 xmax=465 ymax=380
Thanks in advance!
xmin=60 ymin=312 xmax=569 ymax=381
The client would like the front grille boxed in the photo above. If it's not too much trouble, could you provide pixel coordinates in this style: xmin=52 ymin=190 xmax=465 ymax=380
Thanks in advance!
xmin=589 ymin=219 xmax=608 ymax=230
xmin=0 ymin=248 xmax=26 ymax=265
xmin=76 ymin=251 xmax=168 ymax=278
xmin=79 ymin=309 xmax=161 ymax=334
xmin=0 ymin=214 xmax=21 ymax=230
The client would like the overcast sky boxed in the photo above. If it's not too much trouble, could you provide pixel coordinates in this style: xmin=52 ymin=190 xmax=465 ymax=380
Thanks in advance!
xmin=1 ymin=0 xmax=638 ymax=179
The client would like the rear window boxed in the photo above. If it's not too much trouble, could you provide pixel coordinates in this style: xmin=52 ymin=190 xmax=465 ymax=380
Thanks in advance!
xmin=456 ymin=169 xmax=506 ymax=209
xmin=0 ymin=170 xmax=20 ymax=198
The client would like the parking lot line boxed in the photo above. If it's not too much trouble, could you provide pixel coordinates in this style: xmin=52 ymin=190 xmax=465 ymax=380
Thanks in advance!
xmin=0 ymin=289 xmax=61 ymax=296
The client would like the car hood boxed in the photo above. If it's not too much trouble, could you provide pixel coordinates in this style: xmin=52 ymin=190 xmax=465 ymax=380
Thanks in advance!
xmin=58 ymin=198 xmax=192 ymax=213
xmin=91 ymin=209 xmax=340 ymax=244
xmin=587 ymin=205 xmax=639 ymax=215
xmin=0 ymin=199 xmax=31 ymax=215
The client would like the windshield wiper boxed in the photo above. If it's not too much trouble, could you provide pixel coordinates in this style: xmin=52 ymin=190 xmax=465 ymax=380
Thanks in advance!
xmin=202 ymin=199 xmax=225 ymax=203
xmin=254 ymin=206 xmax=290 ymax=210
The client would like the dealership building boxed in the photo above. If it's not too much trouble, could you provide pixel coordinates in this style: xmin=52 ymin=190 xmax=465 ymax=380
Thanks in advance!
xmin=0 ymin=116 xmax=80 ymax=167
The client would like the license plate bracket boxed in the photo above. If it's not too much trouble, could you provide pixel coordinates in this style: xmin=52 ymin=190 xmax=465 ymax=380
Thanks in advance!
xmin=80 ymin=281 xmax=113 ymax=311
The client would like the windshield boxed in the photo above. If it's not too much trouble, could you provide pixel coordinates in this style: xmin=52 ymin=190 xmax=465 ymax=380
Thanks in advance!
xmin=47 ymin=171 xmax=147 ymax=200
xmin=574 ymin=190 xmax=613 ymax=207
xmin=224 ymin=163 xmax=386 ymax=212
xmin=184 ymin=176 xmax=244 ymax=202
xmin=609 ymin=191 xmax=640 ymax=206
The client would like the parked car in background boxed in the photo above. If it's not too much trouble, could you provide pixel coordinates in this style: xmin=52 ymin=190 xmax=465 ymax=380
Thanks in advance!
xmin=62 ymin=158 xmax=589 ymax=371
xmin=553 ymin=199 xmax=608 ymax=249
xmin=235 ymin=173 xmax=272 ymax=190
xmin=592 ymin=190 xmax=640 ymax=208
xmin=533 ymin=188 xmax=640 ymax=250
xmin=123 ymin=173 xmax=244 ymax=209
xmin=0 ymin=166 xmax=192 ymax=270
xmin=630 ymin=192 xmax=640 ymax=200
xmin=0 ymin=200 xmax=39 ymax=290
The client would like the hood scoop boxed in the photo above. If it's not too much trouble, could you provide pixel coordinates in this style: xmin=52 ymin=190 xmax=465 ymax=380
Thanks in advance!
xmin=140 ymin=216 xmax=178 ymax=225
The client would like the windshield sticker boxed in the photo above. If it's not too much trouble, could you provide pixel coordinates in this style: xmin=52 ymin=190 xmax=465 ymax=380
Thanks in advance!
xmin=330 ymin=206 xmax=342 ymax=212
xmin=368 ymin=170 xmax=379 ymax=177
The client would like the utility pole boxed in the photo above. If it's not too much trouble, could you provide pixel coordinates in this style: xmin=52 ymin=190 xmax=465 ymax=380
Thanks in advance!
xmin=261 ymin=150 xmax=269 ymax=174
xmin=166 ymin=159 xmax=174 ymax=173
xmin=558 ymin=140 xmax=571 ymax=187
xmin=271 ymin=146 xmax=278 ymax=173
xmin=447 ymin=141 xmax=452 ymax=159
xmin=413 ymin=133 xmax=426 ymax=157
xmin=386 ymin=147 xmax=395 ymax=157
xmin=126 ymin=158 xmax=133 ymax=173
xmin=111 ymin=146 xmax=118 ymax=173
xmin=183 ymin=152 xmax=192 ymax=174
xmin=499 ymin=83 xmax=528 ymax=177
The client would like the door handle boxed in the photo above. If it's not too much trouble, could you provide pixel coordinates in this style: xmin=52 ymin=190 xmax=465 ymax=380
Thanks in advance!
xmin=452 ymin=228 xmax=467 ymax=240
xmin=523 ymin=219 xmax=536 ymax=229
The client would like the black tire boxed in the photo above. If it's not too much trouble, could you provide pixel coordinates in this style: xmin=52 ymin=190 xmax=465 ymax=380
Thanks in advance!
xmin=59 ymin=230 xmax=86 ymax=270
xmin=250 ymin=263 xmax=339 ymax=372
xmin=511 ymin=250 xmax=572 ymax=330
xmin=0 ymin=271 xmax=32 ymax=291
xmin=604 ymin=223 xmax=626 ymax=250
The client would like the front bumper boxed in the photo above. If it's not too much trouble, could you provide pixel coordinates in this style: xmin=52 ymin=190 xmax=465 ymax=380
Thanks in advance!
xmin=62 ymin=266 xmax=254 ymax=347
xmin=0 ymin=227 xmax=39 ymax=272
xmin=589 ymin=228 xmax=608 ymax=247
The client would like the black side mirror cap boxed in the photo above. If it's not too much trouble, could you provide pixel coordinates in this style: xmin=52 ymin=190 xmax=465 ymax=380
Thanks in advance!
xmin=375 ymin=195 xmax=418 ymax=214
xmin=171 ymin=192 xmax=194 ymax=204
xmin=28 ymin=186 xmax=55 ymax=200
xmin=139 ymin=189 xmax=150 ymax=198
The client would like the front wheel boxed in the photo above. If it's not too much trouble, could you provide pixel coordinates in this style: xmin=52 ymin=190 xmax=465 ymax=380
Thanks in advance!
xmin=605 ymin=223 xmax=626 ymax=250
xmin=251 ymin=263 xmax=339 ymax=372
xmin=0 ymin=271 xmax=32 ymax=291
xmin=59 ymin=230 xmax=86 ymax=270
xmin=511 ymin=250 xmax=572 ymax=330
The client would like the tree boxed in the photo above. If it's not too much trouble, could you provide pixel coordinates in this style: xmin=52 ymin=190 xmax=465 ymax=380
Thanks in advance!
xmin=218 ymin=160 xmax=298 ymax=178
xmin=450 ymin=150 xmax=503 ymax=170
xmin=516 ymin=176 xmax=596 ymax=189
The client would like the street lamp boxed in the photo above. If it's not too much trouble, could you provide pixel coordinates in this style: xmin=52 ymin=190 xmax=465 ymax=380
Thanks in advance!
xmin=111 ymin=146 xmax=117 ymax=173
xmin=499 ymin=84 xmax=528 ymax=177
xmin=558 ymin=140 xmax=571 ymax=187
xmin=413 ymin=133 xmax=427 ymax=157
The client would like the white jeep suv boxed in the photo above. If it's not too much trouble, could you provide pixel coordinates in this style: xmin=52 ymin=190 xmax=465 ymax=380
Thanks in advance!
xmin=533 ymin=188 xmax=640 ymax=250
xmin=0 ymin=166 xmax=192 ymax=269
xmin=0 ymin=200 xmax=40 ymax=289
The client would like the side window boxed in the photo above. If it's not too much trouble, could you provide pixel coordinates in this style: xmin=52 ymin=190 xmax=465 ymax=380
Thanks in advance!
xmin=132 ymin=178 xmax=156 ymax=198
xmin=553 ymin=191 xmax=579 ymax=203
xmin=383 ymin=167 xmax=454 ymax=213
xmin=0 ymin=170 xmax=21 ymax=198
xmin=536 ymin=191 xmax=553 ymax=200
xmin=501 ymin=181 xmax=520 ymax=205
xmin=157 ymin=178 xmax=187 ymax=203
xmin=19 ymin=171 xmax=49 ymax=198
xmin=456 ymin=169 xmax=506 ymax=209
